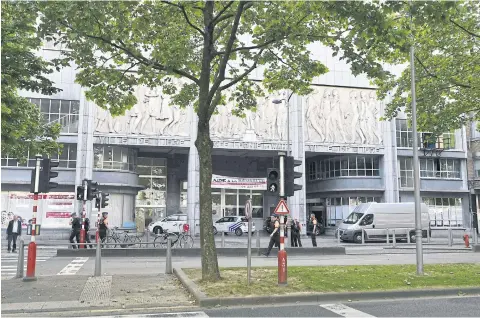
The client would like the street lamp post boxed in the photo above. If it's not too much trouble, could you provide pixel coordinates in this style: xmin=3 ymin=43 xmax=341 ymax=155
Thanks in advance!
xmin=273 ymin=91 xmax=294 ymax=156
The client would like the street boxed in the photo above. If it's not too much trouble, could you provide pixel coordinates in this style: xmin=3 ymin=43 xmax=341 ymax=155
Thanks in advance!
xmin=3 ymin=295 xmax=479 ymax=317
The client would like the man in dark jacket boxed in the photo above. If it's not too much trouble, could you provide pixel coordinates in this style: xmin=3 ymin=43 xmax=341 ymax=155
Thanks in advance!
xmin=69 ymin=213 xmax=81 ymax=249
xmin=6 ymin=215 xmax=22 ymax=253
xmin=83 ymin=216 xmax=94 ymax=249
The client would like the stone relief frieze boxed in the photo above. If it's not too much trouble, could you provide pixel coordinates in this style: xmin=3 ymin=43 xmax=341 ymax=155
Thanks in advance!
xmin=94 ymin=86 xmax=189 ymax=136
xmin=305 ymin=87 xmax=383 ymax=145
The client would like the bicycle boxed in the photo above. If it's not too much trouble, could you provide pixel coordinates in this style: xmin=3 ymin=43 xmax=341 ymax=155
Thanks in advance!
xmin=153 ymin=230 xmax=178 ymax=248
xmin=102 ymin=227 xmax=143 ymax=248
xmin=176 ymin=224 xmax=194 ymax=248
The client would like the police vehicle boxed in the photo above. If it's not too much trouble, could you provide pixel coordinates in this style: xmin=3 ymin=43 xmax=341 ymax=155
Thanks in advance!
xmin=213 ymin=216 xmax=256 ymax=236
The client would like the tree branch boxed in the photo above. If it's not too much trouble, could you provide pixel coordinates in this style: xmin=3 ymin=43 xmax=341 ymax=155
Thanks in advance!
xmin=219 ymin=48 xmax=264 ymax=91
xmin=449 ymin=18 xmax=480 ymax=39
xmin=414 ymin=55 xmax=471 ymax=89
xmin=58 ymin=21 xmax=200 ymax=85
xmin=211 ymin=1 xmax=235 ymax=25
xmin=161 ymin=1 xmax=205 ymax=36
xmin=207 ymin=1 xmax=248 ymax=106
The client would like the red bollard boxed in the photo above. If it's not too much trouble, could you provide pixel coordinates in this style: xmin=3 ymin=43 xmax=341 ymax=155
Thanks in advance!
xmin=278 ymin=249 xmax=287 ymax=285
xmin=463 ymin=234 xmax=470 ymax=248
xmin=23 ymin=241 xmax=37 ymax=281
xmin=79 ymin=228 xmax=86 ymax=248
xmin=95 ymin=230 xmax=99 ymax=243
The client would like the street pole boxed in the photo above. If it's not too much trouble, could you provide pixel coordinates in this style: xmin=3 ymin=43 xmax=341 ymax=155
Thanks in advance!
xmin=24 ymin=155 xmax=41 ymax=282
xmin=96 ymin=193 xmax=102 ymax=243
xmin=80 ymin=179 xmax=87 ymax=248
xmin=246 ymin=199 xmax=252 ymax=285
xmin=410 ymin=44 xmax=424 ymax=275
xmin=278 ymin=153 xmax=287 ymax=286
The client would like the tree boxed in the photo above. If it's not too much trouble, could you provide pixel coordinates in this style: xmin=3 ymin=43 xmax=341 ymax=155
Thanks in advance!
xmin=37 ymin=0 xmax=452 ymax=281
xmin=1 ymin=1 xmax=62 ymax=159
xmin=371 ymin=1 xmax=479 ymax=135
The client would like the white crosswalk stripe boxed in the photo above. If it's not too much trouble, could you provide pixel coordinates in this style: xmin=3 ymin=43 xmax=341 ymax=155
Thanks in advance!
xmin=320 ymin=304 xmax=376 ymax=317
xmin=78 ymin=312 xmax=209 ymax=318
xmin=57 ymin=257 xmax=89 ymax=275
xmin=1 ymin=249 xmax=56 ymax=280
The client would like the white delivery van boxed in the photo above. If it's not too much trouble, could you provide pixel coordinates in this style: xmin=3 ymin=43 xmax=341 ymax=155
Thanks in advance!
xmin=337 ymin=202 xmax=430 ymax=243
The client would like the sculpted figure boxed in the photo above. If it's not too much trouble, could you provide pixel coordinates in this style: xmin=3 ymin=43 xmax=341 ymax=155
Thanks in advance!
xmin=328 ymin=89 xmax=348 ymax=143
xmin=306 ymin=93 xmax=326 ymax=142
xmin=358 ymin=91 xmax=369 ymax=144
xmin=368 ymin=91 xmax=383 ymax=144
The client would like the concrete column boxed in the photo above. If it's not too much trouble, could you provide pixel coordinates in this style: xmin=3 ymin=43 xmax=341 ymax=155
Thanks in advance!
xmin=75 ymin=90 xmax=94 ymax=218
xmin=383 ymin=94 xmax=399 ymax=203
xmin=187 ymin=105 xmax=200 ymax=236
xmin=290 ymin=94 xmax=307 ymax=234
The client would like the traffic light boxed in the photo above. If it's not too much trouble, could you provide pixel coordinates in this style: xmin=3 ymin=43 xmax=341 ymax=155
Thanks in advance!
xmin=86 ymin=180 xmax=99 ymax=201
xmin=39 ymin=158 xmax=59 ymax=193
xmin=284 ymin=156 xmax=303 ymax=197
xmin=267 ymin=168 xmax=279 ymax=194
xmin=76 ymin=185 xmax=85 ymax=201
xmin=95 ymin=191 xmax=102 ymax=209
xmin=101 ymin=192 xmax=109 ymax=208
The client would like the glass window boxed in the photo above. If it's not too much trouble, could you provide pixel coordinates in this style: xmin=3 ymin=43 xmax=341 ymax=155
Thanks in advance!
xmin=318 ymin=156 xmax=380 ymax=179
xmin=136 ymin=157 xmax=168 ymax=217
xmin=423 ymin=197 xmax=463 ymax=227
xmin=29 ymin=98 xmax=80 ymax=134
xmin=93 ymin=146 xmax=136 ymax=171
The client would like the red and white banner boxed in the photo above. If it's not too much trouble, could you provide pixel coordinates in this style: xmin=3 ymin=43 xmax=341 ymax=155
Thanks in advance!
xmin=211 ymin=174 xmax=267 ymax=190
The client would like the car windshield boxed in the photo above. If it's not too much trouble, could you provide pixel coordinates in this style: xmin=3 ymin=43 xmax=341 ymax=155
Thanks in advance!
xmin=343 ymin=212 xmax=364 ymax=224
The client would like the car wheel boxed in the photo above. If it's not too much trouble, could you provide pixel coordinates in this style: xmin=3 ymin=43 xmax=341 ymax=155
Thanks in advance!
xmin=353 ymin=232 xmax=363 ymax=244
xmin=153 ymin=226 xmax=163 ymax=235
xmin=213 ymin=226 xmax=218 ymax=235
xmin=409 ymin=231 xmax=416 ymax=243
xmin=235 ymin=228 xmax=243 ymax=236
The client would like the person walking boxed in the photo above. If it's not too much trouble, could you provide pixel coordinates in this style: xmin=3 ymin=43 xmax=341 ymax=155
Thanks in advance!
xmin=69 ymin=213 xmax=81 ymax=249
xmin=6 ymin=215 xmax=22 ymax=253
xmin=262 ymin=216 xmax=280 ymax=257
xmin=291 ymin=218 xmax=302 ymax=247
xmin=98 ymin=212 xmax=109 ymax=244
xmin=310 ymin=213 xmax=318 ymax=247
xmin=83 ymin=215 xmax=94 ymax=249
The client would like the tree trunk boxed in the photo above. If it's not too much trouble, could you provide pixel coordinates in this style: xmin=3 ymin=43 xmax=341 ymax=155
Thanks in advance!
xmin=195 ymin=118 xmax=221 ymax=282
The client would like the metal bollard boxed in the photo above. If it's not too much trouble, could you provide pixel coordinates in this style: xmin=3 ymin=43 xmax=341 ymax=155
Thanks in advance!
xmin=392 ymin=229 xmax=396 ymax=248
xmin=427 ymin=229 xmax=431 ymax=243
xmin=361 ymin=228 xmax=365 ymax=244
xmin=286 ymin=225 xmax=291 ymax=248
xmin=256 ymin=230 xmax=261 ymax=256
xmin=337 ymin=228 xmax=341 ymax=244
xmin=16 ymin=239 xmax=25 ymax=279
xmin=165 ymin=237 xmax=172 ymax=274
xmin=448 ymin=227 xmax=453 ymax=247
xmin=407 ymin=230 xmax=411 ymax=244
xmin=474 ymin=230 xmax=478 ymax=245
xmin=386 ymin=228 xmax=389 ymax=245
xmin=94 ymin=239 xmax=101 ymax=277
xmin=221 ymin=232 xmax=225 ymax=248
xmin=145 ymin=229 xmax=149 ymax=249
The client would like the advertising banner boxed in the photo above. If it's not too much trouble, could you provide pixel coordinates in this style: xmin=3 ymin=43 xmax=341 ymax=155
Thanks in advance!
xmin=211 ymin=174 xmax=267 ymax=191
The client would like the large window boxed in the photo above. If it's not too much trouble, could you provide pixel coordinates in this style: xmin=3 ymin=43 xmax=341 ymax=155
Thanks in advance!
xmin=223 ymin=189 xmax=263 ymax=218
xmin=1 ymin=144 xmax=77 ymax=168
xmin=399 ymin=157 xmax=461 ymax=187
xmin=325 ymin=196 xmax=381 ymax=227
xmin=423 ymin=197 xmax=463 ymax=227
xmin=93 ymin=146 xmax=136 ymax=171
xmin=30 ymin=98 xmax=80 ymax=134
xmin=396 ymin=119 xmax=456 ymax=149
xmin=308 ymin=156 xmax=380 ymax=181
xmin=475 ymin=160 xmax=480 ymax=178
xmin=136 ymin=158 xmax=167 ymax=222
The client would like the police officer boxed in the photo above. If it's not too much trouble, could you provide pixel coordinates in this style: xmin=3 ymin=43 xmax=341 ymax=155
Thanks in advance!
xmin=99 ymin=212 xmax=109 ymax=244
xmin=310 ymin=213 xmax=318 ymax=247
xmin=69 ymin=213 xmax=81 ymax=249
xmin=83 ymin=214 xmax=94 ymax=249
xmin=262 ymin=216 xmax=280 ymax=257
xmin=291 ymin=218 xmax=302 ymax=247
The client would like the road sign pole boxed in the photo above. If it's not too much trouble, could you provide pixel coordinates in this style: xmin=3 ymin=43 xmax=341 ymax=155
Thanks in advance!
xmin=80 ymin=179 xmax=87 ymax=247
xmin=278 ymin=152 xmax=288 ymax=286
xmin=246 ymin=199 xmax=252 ymax=285
xmin=24 ymin=155 xmax=41 ymax=282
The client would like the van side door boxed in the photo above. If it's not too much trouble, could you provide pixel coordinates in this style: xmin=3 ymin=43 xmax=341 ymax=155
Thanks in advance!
xmin=360 ymin=214 xmax=376 ymax=240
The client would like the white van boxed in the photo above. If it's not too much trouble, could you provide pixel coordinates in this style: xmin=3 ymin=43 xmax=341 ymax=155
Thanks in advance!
xmin=337 ymin=202 xmax=430 ymax=243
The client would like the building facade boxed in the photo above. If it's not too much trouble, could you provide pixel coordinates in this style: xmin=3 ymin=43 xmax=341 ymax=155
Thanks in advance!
xmin=1 ymin=45 xmax=472 ymax=234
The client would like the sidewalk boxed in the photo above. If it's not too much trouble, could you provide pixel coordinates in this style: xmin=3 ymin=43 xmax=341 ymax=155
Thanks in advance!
xmin=1 ymin=274 xmax=194 ymax=314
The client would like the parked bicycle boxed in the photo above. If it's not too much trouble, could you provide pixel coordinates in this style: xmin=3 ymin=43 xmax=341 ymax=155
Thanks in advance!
xmin=101 ymin=226 xmax=142 ymax=248
xmin=153 ymin=224 xmax=194 ymax=248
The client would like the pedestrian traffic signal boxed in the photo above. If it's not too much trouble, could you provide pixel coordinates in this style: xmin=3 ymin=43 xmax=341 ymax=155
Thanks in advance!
xmin=95 ymin=191 xmax=102 ymax=209
xmin=39 ymin=158 xmax=59 ymax=193
xmin=86 ymin=180 xmax=99 ymax=201
xmin=101 ymin=192 xmax=109 ymax=208
xmin=267 ymin=168 xmax=279 ymax=194
xmin=76 ymin=185 xmax=85 ymax=201
xmin=284 ymin=156 xmax=303 ymax=197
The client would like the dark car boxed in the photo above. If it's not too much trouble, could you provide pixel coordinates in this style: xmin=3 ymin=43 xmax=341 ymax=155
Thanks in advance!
xmin=306 ymin=219 xmax=325 ymax=236
xmin=263 ymin=214 xmax=288 ymax=234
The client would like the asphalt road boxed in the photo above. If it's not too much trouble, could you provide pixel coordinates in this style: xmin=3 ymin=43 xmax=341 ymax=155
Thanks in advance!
xmin=202 ymin=296 xmax=480 ymax=317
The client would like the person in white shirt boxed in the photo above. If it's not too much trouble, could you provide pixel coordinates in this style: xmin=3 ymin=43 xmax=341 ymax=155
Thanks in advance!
xmin=6 ymin=215 xmax=22 ymax=253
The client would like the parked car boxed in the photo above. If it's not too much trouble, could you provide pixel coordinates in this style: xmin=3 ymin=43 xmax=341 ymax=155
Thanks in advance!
xmin=148 ymin=213 xmax=188 ymax=234
xmin=213 ymin=216 xmax=256 ymax=236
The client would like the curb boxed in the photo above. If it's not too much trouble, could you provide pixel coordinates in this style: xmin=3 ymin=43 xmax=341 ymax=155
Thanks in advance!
xmin=172 ymin=267 xmax=480 ymax=307
xmin=56 ymin=246 xmax=346 ymax=257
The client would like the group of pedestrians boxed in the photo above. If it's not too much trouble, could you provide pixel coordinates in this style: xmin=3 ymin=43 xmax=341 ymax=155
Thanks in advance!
xmin=262 ymin=213 xmax=319 ymax=256
xmin=69 ymin=211 xmax=109 ymax=248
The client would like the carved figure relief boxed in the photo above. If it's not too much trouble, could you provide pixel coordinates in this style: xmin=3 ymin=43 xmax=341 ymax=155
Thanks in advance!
xmin=306 ymin=87 xmax=382 ymax=145
xmin=94 ymin=86 xmax=189 ymax=136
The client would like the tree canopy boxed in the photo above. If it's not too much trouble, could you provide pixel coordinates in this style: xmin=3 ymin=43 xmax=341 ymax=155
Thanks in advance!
xmin=1 ymin=1 xmax=62 ymax=159
xmin=36 ymin=0 xmax=470 ymax=280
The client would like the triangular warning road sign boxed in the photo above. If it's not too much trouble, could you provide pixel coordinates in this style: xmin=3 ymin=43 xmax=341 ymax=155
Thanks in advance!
xmin=274 ymin=199 xmax=290 ymax=215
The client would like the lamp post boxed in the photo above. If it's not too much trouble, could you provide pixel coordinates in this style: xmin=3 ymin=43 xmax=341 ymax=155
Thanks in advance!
xmin=273 ymin=91 xmax=294 ymax=156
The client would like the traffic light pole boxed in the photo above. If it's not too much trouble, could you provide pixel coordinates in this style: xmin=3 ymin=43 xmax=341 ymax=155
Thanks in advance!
xmin=24 ymin=155 xmax=41 ymax=282
xmin=80 ymin=179 xmax=87 ymax=248
xmin=278 ymin=153 xmax=287 ymax=286
xmin=96 ymin=194 xmax=102 ymax=243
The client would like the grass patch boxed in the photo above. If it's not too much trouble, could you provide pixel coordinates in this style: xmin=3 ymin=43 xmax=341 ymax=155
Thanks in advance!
xmin=183 ymin=264 xmax=480 ymax=298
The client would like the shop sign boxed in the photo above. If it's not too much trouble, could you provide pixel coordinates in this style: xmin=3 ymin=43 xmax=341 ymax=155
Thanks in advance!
xmin=212 ymin=174 xmax=267 ymax=190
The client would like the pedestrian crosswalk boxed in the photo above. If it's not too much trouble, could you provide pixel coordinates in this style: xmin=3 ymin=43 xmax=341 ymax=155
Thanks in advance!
xmin=79 ymin=312 xmax=209 ymax=318
xmin=1 ymin=248 xmax=56 ymax=280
